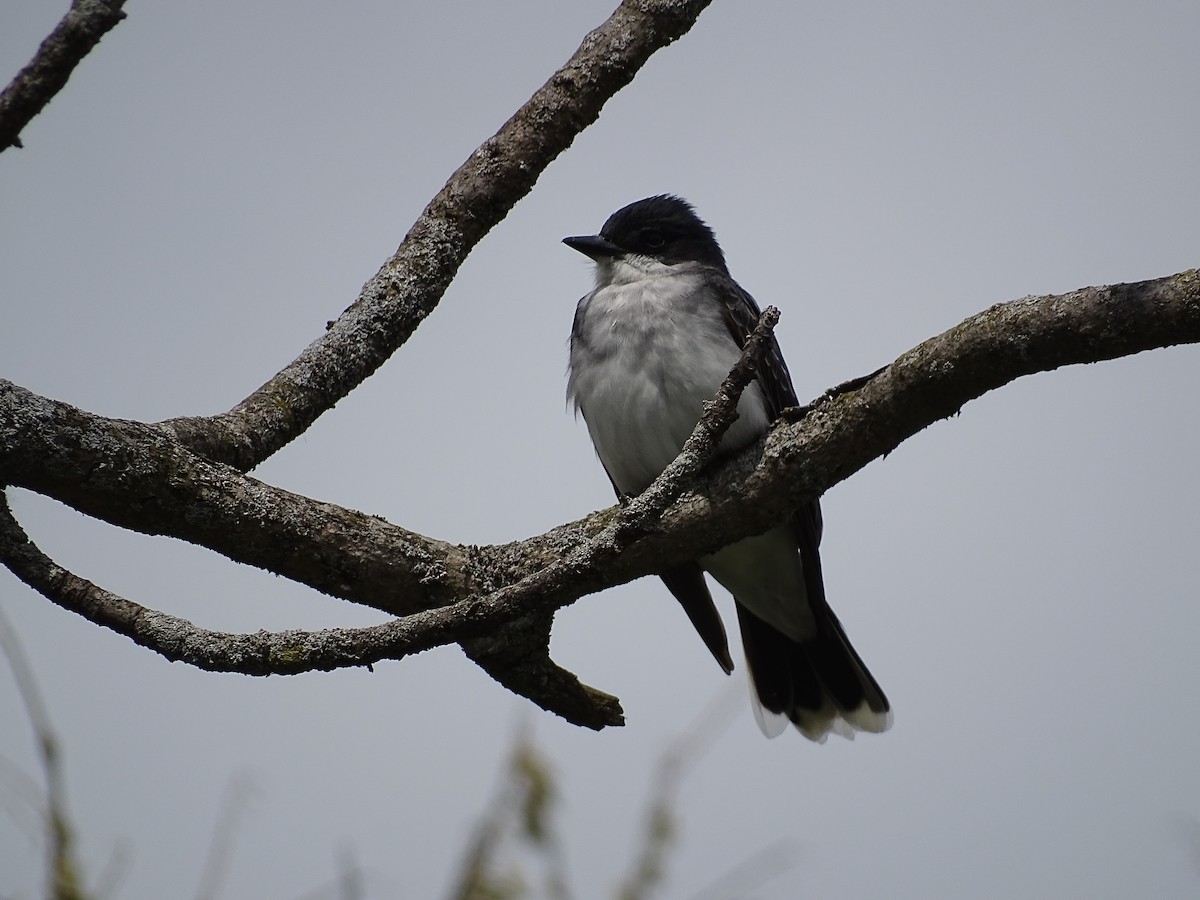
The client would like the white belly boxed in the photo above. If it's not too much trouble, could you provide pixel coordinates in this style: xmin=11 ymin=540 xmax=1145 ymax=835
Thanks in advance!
xmin=567 ymin=275 xmax=770 ymax=494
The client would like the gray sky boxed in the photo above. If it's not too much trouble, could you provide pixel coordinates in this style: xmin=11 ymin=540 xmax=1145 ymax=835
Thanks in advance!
xmin=3 ymin=1 xmax=1199 ymax=897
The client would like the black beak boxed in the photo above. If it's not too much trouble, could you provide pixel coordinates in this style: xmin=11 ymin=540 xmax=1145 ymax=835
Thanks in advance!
xmin=563 ymin=234 xmax=622 ymax=260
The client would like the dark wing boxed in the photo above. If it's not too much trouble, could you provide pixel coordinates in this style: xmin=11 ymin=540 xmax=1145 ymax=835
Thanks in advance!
xmin=659 ymin=563 xmax=734 ymax=674
xmin=715 ymin=274 xmax=890 ymax=733
xmin=711 ymin=273 xmax=827 ymax=615
xmin=712 ymin=274 xmax=800 ymax=419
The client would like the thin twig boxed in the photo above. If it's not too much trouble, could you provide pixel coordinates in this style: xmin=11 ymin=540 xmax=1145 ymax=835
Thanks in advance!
xmin=473 ymin=307 xmax=781 ymax=617
xmin=615 ymin=306 xmax=782 ymax=539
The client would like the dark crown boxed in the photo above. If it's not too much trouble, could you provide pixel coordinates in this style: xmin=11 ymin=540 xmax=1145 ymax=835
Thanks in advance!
xmin=599 ymin=195 xmax=726 ymax=268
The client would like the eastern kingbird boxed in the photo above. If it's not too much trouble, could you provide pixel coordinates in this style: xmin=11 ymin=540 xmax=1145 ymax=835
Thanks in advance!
xmin=564 ymin=195 xmax=890 ymax=740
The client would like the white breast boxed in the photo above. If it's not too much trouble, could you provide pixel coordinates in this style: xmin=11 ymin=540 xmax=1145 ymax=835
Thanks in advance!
xmin=567 ymin=267 xmax=770 ymax=494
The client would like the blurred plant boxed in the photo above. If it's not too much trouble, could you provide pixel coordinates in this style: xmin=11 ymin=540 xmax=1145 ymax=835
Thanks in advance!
xmin=447 ymin=723 xmax=570 ymax=900
xmin=1 ymin=617 xmax=796 ymax=900
xmin=446 ymin=687 xmax=797 ymax=900
xmin=0 ymin=602 xmax=91 ymax=900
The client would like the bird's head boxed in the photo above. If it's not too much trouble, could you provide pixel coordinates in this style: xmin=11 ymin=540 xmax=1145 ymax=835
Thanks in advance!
xmin=563 ymin=195 xmax=727 ymax=285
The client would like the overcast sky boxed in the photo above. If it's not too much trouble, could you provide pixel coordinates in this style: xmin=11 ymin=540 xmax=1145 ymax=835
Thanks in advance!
xmin=3 ymin=1 xmax=1200 ymax=898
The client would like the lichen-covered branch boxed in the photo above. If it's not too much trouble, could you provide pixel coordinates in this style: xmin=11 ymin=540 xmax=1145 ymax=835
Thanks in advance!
xmin=158 ymin=0 xmax=716 ymax=472
xmin=757 ymin=270 xmax=1200 ymax=508
xmin=0 ymin=492 xmax=488 ymax=673
xmin=0 ymin=487 xmax=613 ymax=728
xmin=0 ymin=0 xmax=128 ymax=153
xmin=3 ymin=271 xmax=1199 ymax=635
xmin=0 ymin=380 xmax=479 ymax=618
xmin=4 ymin=275 xmax=1197 ymax=728
xmin=0 ymin=308 xmax=781 ymax=728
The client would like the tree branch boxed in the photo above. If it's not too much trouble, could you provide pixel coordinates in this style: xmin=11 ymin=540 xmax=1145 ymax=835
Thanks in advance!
xmin=0 ymin=308 xmax=781 ymax=728
xmin=0 ymin=379 xmax=483 ymax=616
xmin=0 ymin=296 xmax=776 ymax=627
xmin=0 ymin=490 xmax=493 ymax=675
xmin=157 ymin=0 xmax=715 ymax=472
xmin=0 ymin=0 xmax=128 ymax=153
xmin=2 ymin=272 xmax=1198 ymax=719
xmin=759 ymin=270 xmax=1200 ymax=506
xmin=8 ymin=270 xmax=1195 ymax=629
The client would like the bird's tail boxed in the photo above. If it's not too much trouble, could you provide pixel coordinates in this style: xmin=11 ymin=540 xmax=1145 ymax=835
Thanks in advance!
xmin=736 ymin=602 xmax=891 ymax=741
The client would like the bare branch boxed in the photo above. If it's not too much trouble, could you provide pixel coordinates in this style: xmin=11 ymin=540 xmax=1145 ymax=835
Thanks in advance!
xmin=463 ymin=613 xmax=626 ymax=730
xmin=158 ymin=0 xmax=716 ymax=472
xmin=0 ymin=383 xmax=477 ymax=618
xmin=1 ymin=272 xmax=1198 ymax=726
xmin=0 ymin=0 xmax=128 ymax=152
xmin=0 ymin=308 xmax=781 ymax=729
xmin=761 ymin=270 xmax=1200 ymax=502
xmin=0 ymin=308 xmax=781 ymax=629
xmin=0 ymin=491 xmax=612 ymax=729
xmin=0 ymin=492 xmax=471 ymax=675
xmin=4 ymin=274 xmax=1199 ymax=623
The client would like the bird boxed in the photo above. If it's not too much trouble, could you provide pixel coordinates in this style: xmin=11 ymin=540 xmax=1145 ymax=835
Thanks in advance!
xmin=564 ymin=195 xmax=890 ymax=741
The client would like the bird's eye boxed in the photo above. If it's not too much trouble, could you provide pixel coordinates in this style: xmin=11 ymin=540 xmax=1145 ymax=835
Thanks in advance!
xmin=642 ymin=229 xmax=666 ymax=250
